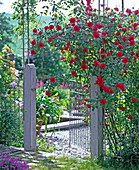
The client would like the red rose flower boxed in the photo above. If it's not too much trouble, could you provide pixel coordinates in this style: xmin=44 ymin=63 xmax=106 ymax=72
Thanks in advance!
xmin=122 ymin=57 xmax=129 ymax=63
xmin=100 ymin=63 xmax=106 ymax=69
xmin=101 ymin=31 xmax=107 ymax=37
xmin=86 ymin=104 xmax=91 ymax=108
xmin=132 ymin=98 xmax=137 ymax=103
xmin=74 ymin=25 xmax=80 ymax=32
xmin=117 ymin=51 xmax=122 ymax=57
xmin=33 ymin=28 xmax=37 ymax=33
xmin=103 ymin=39 xmax=108 ymax=44
xmin=128 ymin=35 xmax=134 ymax=41
xmin=50 ymin=77 xmax=56 ymax=82
xmin=114 ymin=7 xmax=119 ymax=11
xmin=71 ymin=71 xmax=77 ymax=76
xmin=94 ymin=60 xmax=100 ymax=67
xmin=38 ymin=42 xmax=44 ymax=48
xmin=93 ymin=32 xmax=100 ymax=38
xmin=118 ymin=24 xmax=122 ymax=28
xmin=114 ymin=41 xmax=119 ymax=45
xmin=83 ymin=48 xmax=88 ymax=53
xmin=45 ymin=90 xmax=51 ymax=96
xmin=44 ymin=26 xmax=49 ymax=30
xmin=49 ymin=25 xmax=54 ymax=30
xmin=56 ymin=25 xmax=61 ymax=31
xmin=49 ymin=38 xmax=53 ymax=42
xmin=109 ymin=89 xmax=114 ymax=94
xmin=130 ymin=40 xmax=135 ymax=46
xmin=81 ymin=64 xmax=87 ymax=70
xmin=31 ymin=40 xmax=36 ymax=46
xmin=119 ymin=44 xmax=123 ymax=49
xmin=87 ymin=22 xmax=93 ymax=28
xmin=70 ymin=18 xmax=76 ymax=23
xmin=31 ymin=50 xmax=36 ymax=55
xmin=107 ymin=52 xmax=111 ymax=56
xmin=122 ymin=36 xmax=127 ymax=42
xmin=128 ymin=115 xmax=133 ymax=120
xmin=122 ymin=28 xmax=126 ymax=32
xmin=101 ymin=55 xmax=105 ymax=59
xmin=93 ymin=26 xmax=97 ymax=32
xmin=119 ymin=107 xmax=125 ymax=111
xmin=38 ymin=31 xmax=42 ymax=35
xmin=116 ymin=31 xmax=120 ymax=36
xmin=100 ymin=99 xmax=106 ymax=105
xmin=67 ymin=41 xmax=70 ymax=46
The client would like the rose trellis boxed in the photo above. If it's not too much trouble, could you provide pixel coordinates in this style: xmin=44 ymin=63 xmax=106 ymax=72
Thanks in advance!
xmin=30 ymin=0 xmax=139 ymax=156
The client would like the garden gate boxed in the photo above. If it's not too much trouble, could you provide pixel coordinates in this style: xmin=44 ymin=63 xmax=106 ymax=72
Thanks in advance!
xmin=69 ymin=79 xmax=91 ymax=154
xmin=69 ymin=74 xmax=139 ymax=159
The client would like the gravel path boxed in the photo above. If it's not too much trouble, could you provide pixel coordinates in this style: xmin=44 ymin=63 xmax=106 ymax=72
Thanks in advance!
xmin=40 ymin=125 xmax=91 ymax=158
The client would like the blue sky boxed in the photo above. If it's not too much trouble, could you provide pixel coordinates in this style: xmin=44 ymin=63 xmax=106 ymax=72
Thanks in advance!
xmin=0 ymin=0 xmax=139 ymax=14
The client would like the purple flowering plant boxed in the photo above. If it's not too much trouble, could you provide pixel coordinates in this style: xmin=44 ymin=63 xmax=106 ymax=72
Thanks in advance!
xmin=0 ymin=153 xmax=29 ymax=170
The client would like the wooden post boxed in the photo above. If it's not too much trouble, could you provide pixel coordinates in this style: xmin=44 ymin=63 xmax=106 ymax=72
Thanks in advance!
xmin=23 ymin=64 xmax=36 ymax=151
xmin=90 ymin=76 xmax=103 ymax=158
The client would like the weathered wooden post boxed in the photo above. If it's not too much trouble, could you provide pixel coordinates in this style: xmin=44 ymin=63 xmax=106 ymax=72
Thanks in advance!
xmin=23 ymin=64 xmax=36 ymax=151
xmin=90 ymin=76 xmax=103 ymax=158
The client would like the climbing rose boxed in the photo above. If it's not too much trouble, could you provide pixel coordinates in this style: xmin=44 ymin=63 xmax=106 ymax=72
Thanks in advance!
xmin=87 ymin=22 xmax=93 ymax=28
xmin=116 ymin=31 xmax=120 ymax=36
xmin=122 ymin=57 xmax=129 ymax=63
xmin=100 ymin=63 xmax=106 ymax=69
xmin=130 ymin=40 xmax=135 ymax=46
xmin=107 ymin=52 xmax=111 ymax=56
xmin=94 ymin=60 xmax=99 ymax=67
xmin=45 ymin=90 xmax=51 ymax=96
xmin=117 ymin=51 xmax=122 ymax=57
xmin=50 ymin=77 xmax=56 ymax=82
xmin=132 ymin=98 xmax=137 ymax=103
xmin=122 ymin=36 xmax=127 ymax=42
xmin=119 ymin=44 xmax=123 ymax=49
xmin=114 ymin=41 xmax=119 ymax=45
xmin=109 ymin=89 xmax=114 ymax=94
xmin=100 ymin=99 xmax=106 ymax=105
xmin=81 ymin=64 xmax=87 ymax=70
xmin=71 ymin=71 xmax=77 ymax=76
xmin=33 ymin=28 xmax=37 ymax=33
xmin=86 ymin=104 xmax=91 ymax=108
xmin=74 ymin=25 xmax=80 ymax=32
xmin=93 ymin=32 xmax=100 ymax=38
xmin=49 ymin=25 xmax=54 ymax=30
xmin=114 ymin=7 xmax=119 ymax=11
xmin=31 ymin=50 xmax=36 ymax=55
xmin=44 ymin=26 xmax=49 ymax=30
xmin=56 ymin=25 xmax=61 ymax=31
xmin=83 ymin=48 xmax=88 ymax=53
xmin=31 ymin=40 xmax=36 ymax=46
xmin=103 ymin=39 xmax=107 ymax=43
xmin=38 ymin=42 xmax=44 ymax=48
xmin=128 ymin=115 xmax=133 ymax=120
xmin=119 ymin=107 xmax=125 ymax=111
xmin=128 ymin=35 xmax=134 ymax=41
xmin=38 ymin=31 xmax=42 ymax=35
xmin=70 ymin=18 xmax=76 ymax=23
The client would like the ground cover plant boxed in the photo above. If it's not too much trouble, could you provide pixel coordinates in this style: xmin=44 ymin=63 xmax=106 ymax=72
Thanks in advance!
xmin=30 ymin=0 xmax=139 ymax=168
xmin=0 ymin=152 xmax=29 ymax=170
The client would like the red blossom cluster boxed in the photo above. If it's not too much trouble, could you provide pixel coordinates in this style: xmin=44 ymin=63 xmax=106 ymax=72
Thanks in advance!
xmin=96 ymin=76 xmax=114 ymax=94
xmin=115 ymin=83 xmax=126 ymax=91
